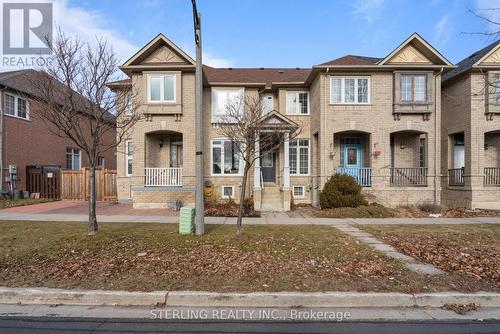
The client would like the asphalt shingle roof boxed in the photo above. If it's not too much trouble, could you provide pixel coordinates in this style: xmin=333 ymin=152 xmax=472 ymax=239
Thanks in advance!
xmin=443 ymin=40 xmax=500 ymax=82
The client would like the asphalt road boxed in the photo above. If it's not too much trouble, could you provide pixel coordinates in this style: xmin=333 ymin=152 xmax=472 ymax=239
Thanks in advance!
xmin=0 ymin=317 xmax=498 ymax=334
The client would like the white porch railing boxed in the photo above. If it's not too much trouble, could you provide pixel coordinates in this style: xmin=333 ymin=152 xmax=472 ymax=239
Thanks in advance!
xmin=333 ymin=167 xmax=372 ymax=187
xmin=484 ymin=167 xmax=500 ymax=186
xmin=145 ymin=168 xmax=182 ymax=187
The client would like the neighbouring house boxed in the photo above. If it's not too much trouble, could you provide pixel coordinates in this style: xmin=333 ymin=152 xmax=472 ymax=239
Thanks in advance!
xmin=441 ymin=41 xmax=500 ymax=209
xmin=0 ymin=69 xmax=117 ymax=195
xmin=109 ymin=32 xmax=455 ymax=210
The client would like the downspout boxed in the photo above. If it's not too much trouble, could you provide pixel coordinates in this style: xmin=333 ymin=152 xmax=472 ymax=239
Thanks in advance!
xmin=434 ymin=68 xmax=444 ymax=204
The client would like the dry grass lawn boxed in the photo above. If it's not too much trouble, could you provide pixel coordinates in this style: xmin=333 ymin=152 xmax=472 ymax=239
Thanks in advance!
xmin=0 ymin=221 xmax=497 ymax=293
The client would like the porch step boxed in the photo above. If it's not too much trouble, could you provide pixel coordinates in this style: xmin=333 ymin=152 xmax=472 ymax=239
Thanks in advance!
xmin=260 ymin=186 xmax=285 ymax=211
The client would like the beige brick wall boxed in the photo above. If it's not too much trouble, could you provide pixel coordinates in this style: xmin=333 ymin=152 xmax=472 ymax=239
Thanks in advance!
xmin=442 ymin=72 xmax=500 ymax=209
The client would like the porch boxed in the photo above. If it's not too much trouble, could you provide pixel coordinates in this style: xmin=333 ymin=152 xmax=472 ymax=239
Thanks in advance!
xmin=483 ymin=131 xmax=500 ymax=187
xmin=389 ymin=131 xmax=428 ymax=187
xmin=332 ymin=131 xmax=372 ymax=187
xmin=144 ymin=131 xmax=183 ymax=187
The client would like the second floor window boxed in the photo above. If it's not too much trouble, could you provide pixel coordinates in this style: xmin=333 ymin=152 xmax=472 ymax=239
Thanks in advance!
xmin=125 ymin=91 xmax=132 ymax=115
xmin=331 ymin=77 xmax=370 ymax=104
xmin=401 ymin=74 xmax=426 ymax=102
xmin=125 ymin=139 xmax=133 ymax=176
xmin=148 ymin=74 xmax=175 ymax=102
xmin=495 ymin=74 xmax=500 ymax=102
xmin=286 ymin=91 xmax=309 ymax=115
xmin=66 ymin=148 xmax=81 ymax=170
xmin=211 ymin=88 xmax=244 ymax=122
xmin=4 ymin=93 xmax=28 ymax=119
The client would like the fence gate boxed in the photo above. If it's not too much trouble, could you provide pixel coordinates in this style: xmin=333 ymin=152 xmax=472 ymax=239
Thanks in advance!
xmin=26 ymin=166 xmax=61 ymax=199
xmin=61 ymin=168 xmax=117 ymax=201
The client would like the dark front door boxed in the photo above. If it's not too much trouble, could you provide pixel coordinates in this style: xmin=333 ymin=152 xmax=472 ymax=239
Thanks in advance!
xmin=261 ymin=151 xmax=276 ymax=183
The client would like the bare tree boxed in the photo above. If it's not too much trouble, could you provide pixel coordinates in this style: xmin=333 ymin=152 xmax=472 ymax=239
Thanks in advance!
xmin=217 ymin=94 xmax=301 ymax=234
xmin=26 ymin=29 xmax=140 ymax=235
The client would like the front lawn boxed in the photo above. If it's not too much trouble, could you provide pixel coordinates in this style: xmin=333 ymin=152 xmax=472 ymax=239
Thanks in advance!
xmin=361 ymin=224 xmax=500 ymax=290
xmin=0 ymin=221 xmax=497 ymax=293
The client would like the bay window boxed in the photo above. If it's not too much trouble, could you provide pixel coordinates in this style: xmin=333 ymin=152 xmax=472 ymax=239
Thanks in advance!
xmin=289 ymin=139 xmax=309 ymax=175
xmin=286 ymin=91 xmax=309 ymax=115
xmin=400 ymin=74 xmax=426 ymax=102
xmin=148 ymin=74 xmax=175 ymax=102
xmin=212 ymin=139 xmax=244 ymax=175
xmin=330 ymin=77 xmax=370 ymax=104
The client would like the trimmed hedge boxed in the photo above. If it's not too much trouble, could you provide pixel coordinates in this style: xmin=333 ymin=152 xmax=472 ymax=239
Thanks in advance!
xmin=320 ymin=174 xmax=367 ymax=209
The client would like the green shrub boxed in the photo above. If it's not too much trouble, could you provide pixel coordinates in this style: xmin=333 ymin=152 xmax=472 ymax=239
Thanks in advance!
xmin=319 ymin=174 xmax=367 ymax=209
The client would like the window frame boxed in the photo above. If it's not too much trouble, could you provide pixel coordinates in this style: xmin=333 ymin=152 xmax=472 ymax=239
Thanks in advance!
xmin=125 ymin=139 xmax=133 ymax=177
xmin=221 ymin=185 xmax=235 ymax=199
xmin=400 ymin=73 xmax=427 ymax=103
xmin=330 ymin=76 xmax=371 ymax=105
xmin=289 ymin=139 xmax=310 ymax=176
xmin=66 ymin=147 xmax=81 ymax=170
xmin=292 ymin=185 xmax=305 ymax=198
xmin=286 ymin=91 xmax=310 ymax=115
xmin=211 ymin=138 xmax=245 ymax=176
xmin=125 ymin=91 xmax=133 ymax=115
xmin=211 ymin=87 xmax=245 ymax=121
xmin=147 ymin=74 xmax=176 ymax=103
xmin=4 ymin=93 xmax=29 ymax=120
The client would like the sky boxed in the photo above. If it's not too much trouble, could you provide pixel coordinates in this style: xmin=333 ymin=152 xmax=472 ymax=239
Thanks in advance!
xmin=3 ymin=0 xmax=500 ymax=69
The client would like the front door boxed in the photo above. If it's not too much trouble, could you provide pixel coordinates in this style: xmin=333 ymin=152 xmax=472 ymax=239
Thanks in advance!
xmin=261 ymin=151 xmax=276 ymax=183
xmin=343 ymin=144 xmax=362 ymax=182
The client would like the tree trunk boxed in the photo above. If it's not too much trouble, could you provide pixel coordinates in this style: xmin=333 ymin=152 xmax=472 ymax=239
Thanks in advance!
xmin=88 ymin=165 xmax=98 ymax=235
xmin=236 ymin=166 xmax=249 ymax=235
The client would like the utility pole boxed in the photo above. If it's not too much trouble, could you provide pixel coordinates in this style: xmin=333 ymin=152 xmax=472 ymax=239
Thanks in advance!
xmin=192 ymin=0 xmax=204 ymax=235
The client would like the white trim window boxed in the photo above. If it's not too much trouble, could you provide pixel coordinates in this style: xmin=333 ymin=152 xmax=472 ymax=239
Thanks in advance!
xmin=286 ymin=91 xmax=309 ymax=115
xmin=211 ymin=87 xmax=244 ymax=123
xmin=221 ymin=185 xmax=235 ymax=199
xmin=330 ymin=76 xmax=370 ymax=104
xmin=125 ymin=139 xmax=133 ymax=176
xmin=261 ymin=94 xmax=274 ymax=115
xmin=401 ymin=74 xmax=426 ymax=102
xmin=292 ymin=185 xmax=305 ymax=198
xmin=4 ymin=93 xmax=29 ymax=119
xmin=148 ymin=74 xmax=176 ymax=103
xmin=211 ymin=139 xmax=244 ymax=176
xmin=66 ymin=148 xmax=81 ymax=170
xmin=289 ymin=139 xmax=309 ymax=175
xmin=125 ymin=91 xmax=133 ymax=115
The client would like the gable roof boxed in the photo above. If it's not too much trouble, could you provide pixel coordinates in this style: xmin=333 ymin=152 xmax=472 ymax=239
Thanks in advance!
xmin=258 ymin=110 xmax=299 ymax=130
xmin=121 ymin=33 xmax=195 ymax=69
xmin=442 ymin=40 xmax=500 ymax=83
xmin=319 ymin=55 xmax=381 ymax=66
xmin=203 ymin=66 xmax=311 ymax=87
xmin=378 ymin=32 xmax=452 ymax=66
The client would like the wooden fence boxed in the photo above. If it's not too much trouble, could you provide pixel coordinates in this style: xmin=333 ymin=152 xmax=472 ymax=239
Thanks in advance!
xmin=61 ymin=168 xmax=117 ymax=201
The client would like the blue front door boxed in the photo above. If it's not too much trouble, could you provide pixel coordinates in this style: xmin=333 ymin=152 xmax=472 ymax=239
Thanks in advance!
xmin=343 ymin=144 xmax=362 ymax=168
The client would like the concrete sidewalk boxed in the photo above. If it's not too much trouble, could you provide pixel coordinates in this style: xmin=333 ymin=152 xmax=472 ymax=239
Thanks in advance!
xmin=0 ymin=211 xmax=498 ymax=224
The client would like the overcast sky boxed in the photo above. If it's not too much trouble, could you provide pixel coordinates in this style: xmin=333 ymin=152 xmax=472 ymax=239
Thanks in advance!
xmin=2 ymin=0 xmax=500 ymax=69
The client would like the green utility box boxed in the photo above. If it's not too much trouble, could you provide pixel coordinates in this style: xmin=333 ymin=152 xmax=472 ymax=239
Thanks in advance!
xmin=179 ymin=207 xmax=195 ymax=235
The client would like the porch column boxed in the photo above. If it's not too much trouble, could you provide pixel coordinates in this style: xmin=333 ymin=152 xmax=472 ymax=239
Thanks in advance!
xmin=253 ymin=135 xmax=261 ymax=189
xmin=283 ymin=131 xmax=290 ymax=189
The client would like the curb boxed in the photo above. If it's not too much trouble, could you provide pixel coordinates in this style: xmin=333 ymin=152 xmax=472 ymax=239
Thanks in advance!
xmin=0 ymin=287 xmax=499 ymax=308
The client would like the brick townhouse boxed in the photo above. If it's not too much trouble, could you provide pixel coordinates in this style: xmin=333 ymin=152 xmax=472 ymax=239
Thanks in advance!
xmin=0 ymin=69 xmax=116 ymax=193
xmin=442 ymin=41 xmax=500 ymax=209
xmin=109 ymin=32 xmax=468 ymax=211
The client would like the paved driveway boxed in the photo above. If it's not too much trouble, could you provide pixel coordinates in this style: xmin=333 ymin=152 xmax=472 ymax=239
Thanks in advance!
xmin=0 ymin=200 xmax=177 ymax=216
